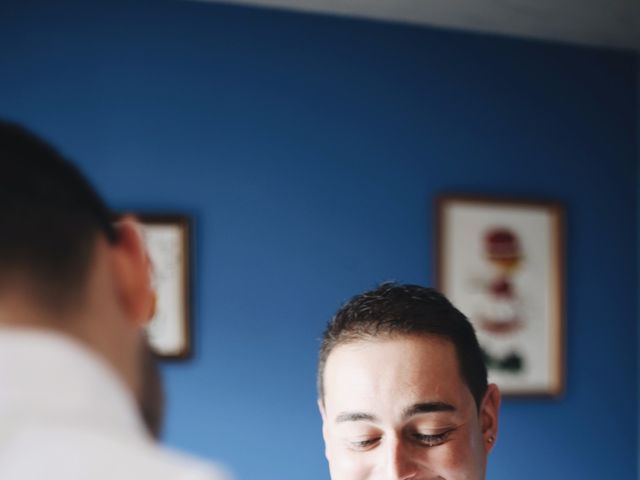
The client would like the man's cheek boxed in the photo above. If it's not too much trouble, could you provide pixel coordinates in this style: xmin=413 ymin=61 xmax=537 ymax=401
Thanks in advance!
xmin=329 ymin=447 xmax=372 ymax=480
xmin=427 ymin=443 xmax=478 ymax=480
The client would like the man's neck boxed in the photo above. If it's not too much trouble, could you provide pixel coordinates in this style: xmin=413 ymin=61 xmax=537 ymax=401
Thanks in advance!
xmin=0 ymin=289 xmax=141 ymax=409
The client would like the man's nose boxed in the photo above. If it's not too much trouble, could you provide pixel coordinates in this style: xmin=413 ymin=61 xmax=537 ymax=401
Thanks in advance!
xmin=384 ymin=437 xmax=419 ymax=480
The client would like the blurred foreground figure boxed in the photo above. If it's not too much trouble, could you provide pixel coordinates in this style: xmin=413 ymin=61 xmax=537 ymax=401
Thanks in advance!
xmin=318 ymin=283 xmax=501 ymax=480
xmin=139 ymin=341 xmax=166 ymax=441
xmin=0 ymin=121 xmax=229 ymax=480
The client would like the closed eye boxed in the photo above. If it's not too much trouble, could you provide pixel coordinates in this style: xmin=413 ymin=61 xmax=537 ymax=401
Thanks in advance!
xmin=349 ymin=437 xmax=381 ymax=451
xmin=411 ymin=430 xmax=451 ymax=447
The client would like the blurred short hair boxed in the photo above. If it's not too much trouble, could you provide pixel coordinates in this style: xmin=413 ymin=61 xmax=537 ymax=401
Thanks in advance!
xmin=318 ymin=283 xmax=488 ymax=409
xmin=0 ymin=121 xmax=117 ymax=311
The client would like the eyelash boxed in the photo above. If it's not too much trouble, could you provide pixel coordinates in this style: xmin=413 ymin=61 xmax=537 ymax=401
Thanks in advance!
xmin=350 ymin=438 xmax=380 ymax=451
xmin=349 ymin=431 xmax=451 ymax=451
xmin=412 ymin=431 xmax=451 ymax=447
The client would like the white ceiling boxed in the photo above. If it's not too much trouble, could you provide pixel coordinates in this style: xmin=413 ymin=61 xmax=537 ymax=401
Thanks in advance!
xmin=197 ymin=0 xmax=640 ymax=52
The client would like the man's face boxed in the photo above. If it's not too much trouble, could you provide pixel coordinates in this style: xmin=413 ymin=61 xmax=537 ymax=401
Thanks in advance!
xmin=320 ymin=335 xmax=499 ymax=480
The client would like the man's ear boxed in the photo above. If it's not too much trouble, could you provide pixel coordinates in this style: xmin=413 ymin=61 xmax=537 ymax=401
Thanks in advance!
xmin=110 ymin=215 xmax=155 ymax=327
xmin=479 ymin=383 xmax=501 ymax=453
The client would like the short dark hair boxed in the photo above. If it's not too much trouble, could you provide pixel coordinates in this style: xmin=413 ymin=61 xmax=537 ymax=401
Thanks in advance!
xmin=0 ymin=121 xmax=117 ymax=311
xmin=318 ymin=283 xmax=488 ymax=409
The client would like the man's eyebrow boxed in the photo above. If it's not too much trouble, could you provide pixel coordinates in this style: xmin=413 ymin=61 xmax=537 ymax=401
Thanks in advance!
xmin=402 ymin=402 xmax=456 ymax=419
xmin=335 ymin=412 xmax=378 ymax=423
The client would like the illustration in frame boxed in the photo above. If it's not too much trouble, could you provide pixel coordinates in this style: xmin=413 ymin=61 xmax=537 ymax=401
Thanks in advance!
xmin=436 ymin=195 xmax=564 ymax=396
xmin=137 ymin=214 xmax=192 ymax=359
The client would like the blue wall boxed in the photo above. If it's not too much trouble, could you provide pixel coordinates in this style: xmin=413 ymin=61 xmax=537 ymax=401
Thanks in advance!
xmin=1 ymin=1 xmax=637 ymax=478
xmin=637 ymin=54 xmax=640 ymax=480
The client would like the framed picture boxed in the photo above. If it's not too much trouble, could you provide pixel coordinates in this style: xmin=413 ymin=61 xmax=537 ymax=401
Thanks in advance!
xmin=435 ymin=195 xmax=564 ymax=397
xmin=137 ymin=214 xmax=192 ymax=359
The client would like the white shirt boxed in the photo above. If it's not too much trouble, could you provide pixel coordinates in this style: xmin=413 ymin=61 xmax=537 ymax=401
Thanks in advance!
xmin=0 ymin=328 xmax=230 ymax=480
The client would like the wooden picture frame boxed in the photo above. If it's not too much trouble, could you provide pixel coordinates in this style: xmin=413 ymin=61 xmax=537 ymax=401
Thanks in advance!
xmin=137 ymin=214 xmax=192 ymax=360
xmin=435 ymin=195 xmax=565 ymax=397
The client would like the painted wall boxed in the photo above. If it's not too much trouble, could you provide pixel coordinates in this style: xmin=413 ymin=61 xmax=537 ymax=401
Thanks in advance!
xmin=0 ymin=1 xmax=637 ymax=478
xmin=636 ymin=53 xmax=640 ymax=479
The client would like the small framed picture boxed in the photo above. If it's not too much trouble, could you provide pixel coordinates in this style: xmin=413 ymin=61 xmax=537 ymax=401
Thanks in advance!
xmin=435 ymin=195 xmax=565 ymax=397
xmin=137 ymin=214 xmax=192 ymax=359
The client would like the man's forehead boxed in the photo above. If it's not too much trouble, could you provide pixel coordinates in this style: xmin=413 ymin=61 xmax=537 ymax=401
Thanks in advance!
xmin=323 ymin=334 xmax=465 ymax=403
xmin=326 ymin=333 xmax=458 ymax=367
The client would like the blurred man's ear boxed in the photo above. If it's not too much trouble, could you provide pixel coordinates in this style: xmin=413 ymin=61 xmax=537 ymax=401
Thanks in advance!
xmin=480 ymin=383 xmax=501 ymax=453
xmin=111 ymin=216 xmax=155 ymax=327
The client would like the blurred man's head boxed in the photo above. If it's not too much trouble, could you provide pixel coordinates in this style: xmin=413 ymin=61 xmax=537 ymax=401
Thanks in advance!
xmin=318 ymin=283 xmax=500 ymax=480
xmin=0 ymin=121 xmax=156 ymax=408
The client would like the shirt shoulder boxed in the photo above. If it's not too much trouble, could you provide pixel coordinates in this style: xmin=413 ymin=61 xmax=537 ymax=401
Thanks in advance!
xmin=149 ymin=444 xmax=232 ymax=480
xmin=0 ymin=427 xmax=232 ymax=480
